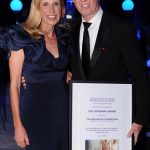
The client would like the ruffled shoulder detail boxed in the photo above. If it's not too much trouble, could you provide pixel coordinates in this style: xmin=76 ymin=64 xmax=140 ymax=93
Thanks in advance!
xmin=56 ymin=24 xmax=73 ymax=55
xmin=0 ymin=23 xmax=34 ymax=50
xmin=0 ymin=24 xmax=45 ymax=62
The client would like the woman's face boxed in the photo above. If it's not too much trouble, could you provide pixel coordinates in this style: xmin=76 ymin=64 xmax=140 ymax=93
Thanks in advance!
xmin=39 ymin=0 xmax=62 ymax=27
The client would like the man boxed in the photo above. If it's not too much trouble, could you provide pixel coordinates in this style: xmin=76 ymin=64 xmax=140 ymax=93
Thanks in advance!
xmin=69 ymin=0 xmax=150 ymax=145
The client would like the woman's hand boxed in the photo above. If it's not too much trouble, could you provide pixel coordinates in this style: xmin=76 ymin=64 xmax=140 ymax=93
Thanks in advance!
xmin=14 ymin=125 xmax=29 ymax=148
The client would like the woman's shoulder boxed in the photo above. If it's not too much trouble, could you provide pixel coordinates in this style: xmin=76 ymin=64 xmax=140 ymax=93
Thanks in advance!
xmin=0 ymin=23 xmax=45 ymax=62
xmin=55 ymin=24 xmax=70 ymax=47
xmin=0 ymin=23 xmax=37 ymax=50
xmin=56 ymin=23 xmax=71 ymax=37
xmin=1 ymin=23 xmax=35 ymax=43
xmin=56 ymin=23 xmax=74 ymax=55
xmin=8 ymin=23 xmax=32 ymax=40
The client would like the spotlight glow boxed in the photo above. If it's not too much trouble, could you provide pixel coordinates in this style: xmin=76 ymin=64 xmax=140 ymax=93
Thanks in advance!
xmin=137 ymin=30 xmax=141 ymax=40
xmin=10 ymin=0 xmax=23 ymax=12
xmin=147 ymin=59 xmax=150 ymax=68
xmin=122 ymin=0 xmax=134 ymax=11
xmin=66 ymin=15 xmax=72 ymax=19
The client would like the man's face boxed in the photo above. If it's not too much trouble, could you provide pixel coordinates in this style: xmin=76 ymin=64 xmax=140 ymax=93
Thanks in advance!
xmin=74 ymin=0 xmax=100 ymax=21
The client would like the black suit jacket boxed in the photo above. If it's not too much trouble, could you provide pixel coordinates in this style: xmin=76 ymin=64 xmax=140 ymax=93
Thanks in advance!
xmin=70 ymin=12 xmax=150 ymax=125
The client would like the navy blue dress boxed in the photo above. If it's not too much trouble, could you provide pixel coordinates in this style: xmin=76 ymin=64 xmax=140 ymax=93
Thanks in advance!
xmin=0 ymin=24 xmax=70 ymax=150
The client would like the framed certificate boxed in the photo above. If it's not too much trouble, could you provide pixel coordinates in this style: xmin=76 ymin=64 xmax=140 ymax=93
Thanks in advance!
xmin=69 ymin=81 xmax=132 ymax=150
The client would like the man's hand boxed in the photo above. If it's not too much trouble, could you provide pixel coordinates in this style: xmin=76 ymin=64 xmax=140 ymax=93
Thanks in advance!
xmin=66 ymin=71 xmax=72 ymax=83
xmin=21 ymin=76 xmax=26 ymax=89
xmin=127 ymin=122 xmax=143 ymax=145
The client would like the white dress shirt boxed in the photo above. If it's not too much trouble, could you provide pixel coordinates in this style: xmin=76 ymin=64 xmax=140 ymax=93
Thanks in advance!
xmin=79 ymin=8 xmax=103 ymax=59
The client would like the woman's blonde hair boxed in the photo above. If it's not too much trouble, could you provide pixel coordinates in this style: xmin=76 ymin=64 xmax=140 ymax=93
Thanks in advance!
xmin=22 ymin=0 xmax=65 ymax=39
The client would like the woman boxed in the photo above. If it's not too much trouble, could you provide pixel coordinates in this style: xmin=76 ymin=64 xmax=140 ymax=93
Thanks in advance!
xmin=0 ymin=0 xmax=69 ymax=149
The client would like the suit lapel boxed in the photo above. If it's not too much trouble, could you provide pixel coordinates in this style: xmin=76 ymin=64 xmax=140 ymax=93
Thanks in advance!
xmin=90 ymin=12 xmax=111 ymax=72
xmin=73 ymin=19 xmax=86 ymax=79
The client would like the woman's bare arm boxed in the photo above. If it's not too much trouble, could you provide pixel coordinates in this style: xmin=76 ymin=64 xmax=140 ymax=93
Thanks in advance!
xmin=9 ymin=50 xmax=29 ymax=148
